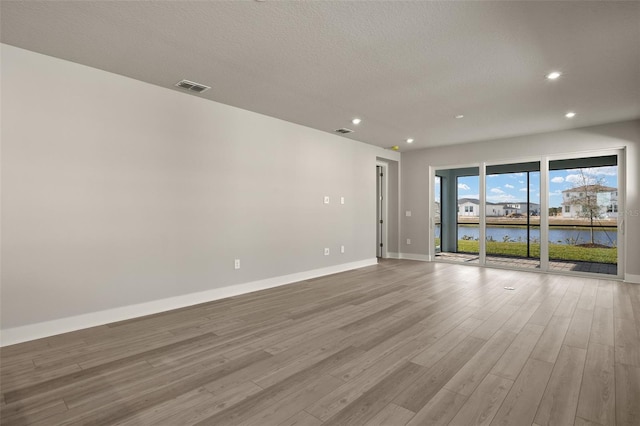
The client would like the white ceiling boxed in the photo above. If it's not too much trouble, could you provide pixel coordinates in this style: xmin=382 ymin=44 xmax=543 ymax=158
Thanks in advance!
xmin=1 ymin=1 xmax=639 ymax=151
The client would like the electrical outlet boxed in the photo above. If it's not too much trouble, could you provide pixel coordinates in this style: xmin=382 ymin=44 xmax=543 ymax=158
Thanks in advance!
xmin=341 ymin=245 xmax=345 ymax=253
xmin=324 ymin=248 xmax=330 ymax=256
xmin=406 ymin=210 xmax=412 ymax=217
xmin=324 ymin=196 xmax=330 ymax=204
xmin=234 ymin=259 xmax=240 ymax=269
xmin=406 ymin=239 xmax=411 ymax=245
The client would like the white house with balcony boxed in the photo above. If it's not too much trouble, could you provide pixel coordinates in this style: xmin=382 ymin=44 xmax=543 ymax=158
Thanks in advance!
xmin=561 ymin=185 xmax=618 ymax=219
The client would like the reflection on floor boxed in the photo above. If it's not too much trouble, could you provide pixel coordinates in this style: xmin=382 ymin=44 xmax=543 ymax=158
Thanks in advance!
xmin=435 ymin=252 xmax=617 ymax=275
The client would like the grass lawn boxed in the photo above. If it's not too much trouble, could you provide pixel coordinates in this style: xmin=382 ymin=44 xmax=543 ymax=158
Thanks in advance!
xmin=454 ymin=240 xmax=616 ymax=264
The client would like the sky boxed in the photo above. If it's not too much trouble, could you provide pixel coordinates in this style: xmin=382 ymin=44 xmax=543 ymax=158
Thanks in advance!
xmin=435 ymin=166 xmax=618 ymax=207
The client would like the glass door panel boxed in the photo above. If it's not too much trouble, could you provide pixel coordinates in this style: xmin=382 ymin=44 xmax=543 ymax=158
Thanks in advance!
xmin=457 ymin=174 xmax=480 ymax=263
xmin=548 ymin=155 xmax=618 ymax=275
xmin=485 ymin=162 xmax=541 ymax=270
xmin=434 ymin=167 xmax=479 ymax=264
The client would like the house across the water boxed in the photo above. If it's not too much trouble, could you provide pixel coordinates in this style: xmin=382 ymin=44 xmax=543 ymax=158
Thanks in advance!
xmin=458 ymin=198 xmax=540 ymax=217
xmin=561 ymin=185 xmax=618 ymax=219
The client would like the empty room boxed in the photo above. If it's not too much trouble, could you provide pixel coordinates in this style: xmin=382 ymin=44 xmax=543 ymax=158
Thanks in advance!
xmin=1 ymin=2 xmax=640 ymax=425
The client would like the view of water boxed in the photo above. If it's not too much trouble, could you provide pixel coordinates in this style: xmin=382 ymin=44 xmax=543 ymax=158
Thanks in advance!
xmin=435 ymin=225 xmax=617 ymax=247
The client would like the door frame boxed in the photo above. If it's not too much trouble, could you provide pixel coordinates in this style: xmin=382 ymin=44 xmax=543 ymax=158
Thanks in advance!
xmin=376 ymin=161 xmax=389 ymax=258
xmin=429 ymin=148 xmax=625 ymax=279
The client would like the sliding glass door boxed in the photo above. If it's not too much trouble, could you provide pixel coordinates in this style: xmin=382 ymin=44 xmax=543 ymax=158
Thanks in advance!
xmin=431 ymin=151 xmax=623 ymax=277
xmin=485 ymin=162 xmax=541 ymax=270
xmin=547 ymin=155 xmax=619 ymax=275
xmin=434 ymin=166 xmax=479 ymax=264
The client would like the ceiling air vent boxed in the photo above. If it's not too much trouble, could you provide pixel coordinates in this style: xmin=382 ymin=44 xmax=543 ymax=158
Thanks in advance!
xmin=334 ymin=128 xmax=354 ymax=134
xmin=175 ymin=79 xmax=211 ymax=93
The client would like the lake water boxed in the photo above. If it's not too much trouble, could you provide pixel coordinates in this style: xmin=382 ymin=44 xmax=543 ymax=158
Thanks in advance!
xmin=435 ymin=225 xmax=617 ymax=247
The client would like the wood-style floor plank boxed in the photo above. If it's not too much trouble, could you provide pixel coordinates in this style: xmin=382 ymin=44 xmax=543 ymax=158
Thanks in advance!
xmin=393 ymin=336 xmax=486 ymax=412
xmin=529 ymin=315 xmax=572 ymax=363
xmin=0 ymin=260 xmax=637 ymax=425
xmin=591 ymin=306 xmax=615 ymax=346
xmin=490 ymin=358 xmax=554 ymax=426
xmin=615 ymin=363 xmax=640 ymax=426
xmin=614 ymin=317 xmax=640 ymax=367
xmin=490 ymin=323 xmax=544 ymax=381
xmin=534 ymin=344 xmax=587 ymax=426
xmin=448 ymin=373 xmax=513 ymax=426
xmin=321 ymin=361 xmax=424 ymax=426
xmin=576 ymin=342 xmax=615 ymax=426
xmin=443 ymin=329 xmax=516 ymax=396
xmin=363 ymin=403 xmax=414 ymax=426
xmin=405 ymin=388 xmax=468 ymax=426
xmin=280 ymin=411 xmax=323 ymax=426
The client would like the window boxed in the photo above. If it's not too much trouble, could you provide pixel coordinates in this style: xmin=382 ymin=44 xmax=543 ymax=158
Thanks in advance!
xmin=564 ymin=205 xmax=571 ymax=213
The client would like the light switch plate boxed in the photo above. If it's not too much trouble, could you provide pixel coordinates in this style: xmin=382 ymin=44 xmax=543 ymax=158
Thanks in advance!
xmin=324 ymin=196 xmax=330 ymax=204
xmin=340 ymin=197 xmax=345 ymax=204
xmin=406 ymin=211 xmax=412 ymax=217
xmin=324 ymin=248 xmax=330 ymax=255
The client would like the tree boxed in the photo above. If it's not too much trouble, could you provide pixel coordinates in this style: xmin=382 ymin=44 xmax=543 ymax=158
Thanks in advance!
xmin=563 ymin=169 xmax=608 ymax=245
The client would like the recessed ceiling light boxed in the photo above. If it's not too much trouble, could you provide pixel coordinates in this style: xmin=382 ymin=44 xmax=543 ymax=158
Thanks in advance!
xmin=546 ymin=71 xmax=562 ymax=80
xmin=351 ymin=118 xmax=362 ymax=125
xmin=565 ymin=111 xmax=576 ymax=118
xmin=455 ymin=115 xmax=464 ymax=119
xmin=406 ymin=138 xmax=414 ymax=144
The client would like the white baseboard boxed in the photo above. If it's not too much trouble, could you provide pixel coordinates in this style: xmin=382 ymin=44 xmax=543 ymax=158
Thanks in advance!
xmin=400 ymin=253 xmax=431 ymax=261
xmin=0 ymin=258 xmax=378 ymax=347
xmin=625 ymin=273 xmax=640 ymax=284
xmin=387 ymin=252 xmax=430 ymax=262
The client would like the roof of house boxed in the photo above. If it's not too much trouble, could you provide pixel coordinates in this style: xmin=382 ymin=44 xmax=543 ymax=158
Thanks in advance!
xmin=458 ymin=198 xmax=480 ymax=205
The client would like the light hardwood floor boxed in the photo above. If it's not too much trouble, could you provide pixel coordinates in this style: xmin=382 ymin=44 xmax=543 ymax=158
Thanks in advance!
xmin=1 ymin=260 xmax=639 ymax=425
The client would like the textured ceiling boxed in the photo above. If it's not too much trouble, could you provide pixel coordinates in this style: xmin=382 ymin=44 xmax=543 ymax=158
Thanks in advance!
xmin=1 ymin=1 xmax=639 ymax=151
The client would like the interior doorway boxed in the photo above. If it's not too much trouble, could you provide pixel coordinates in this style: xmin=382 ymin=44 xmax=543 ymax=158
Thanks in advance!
xmin=376 ymin=163 xmax=388 ymax=258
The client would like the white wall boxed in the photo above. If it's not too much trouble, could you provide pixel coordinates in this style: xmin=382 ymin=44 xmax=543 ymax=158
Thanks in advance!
xmin=401 ymin=119 xmax=640 ymax=279
xmin=0 ymin=44 xmax=400 ymax=343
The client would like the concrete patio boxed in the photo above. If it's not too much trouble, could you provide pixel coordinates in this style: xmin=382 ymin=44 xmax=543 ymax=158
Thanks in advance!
xmin=435 ymin=252 xmax=617 ymax=275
